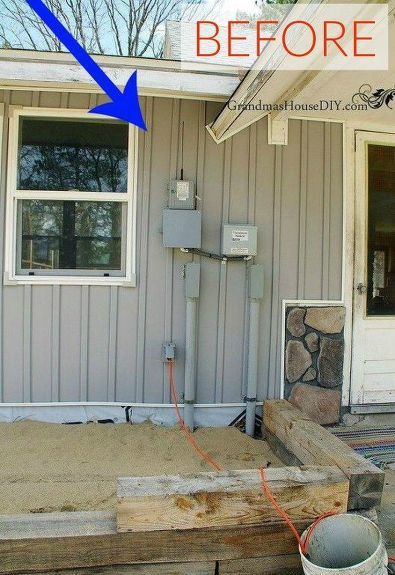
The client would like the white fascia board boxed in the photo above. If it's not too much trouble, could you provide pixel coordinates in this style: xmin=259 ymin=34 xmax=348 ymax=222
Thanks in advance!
xmin=209 ymin=0 xmax=394 ymax=142
xmin=0 ymin=49 xmax=237 ymax=73
xmin=0 ymin=52 xmax=239 ymax=101
xmin=207 ymin=0 xmax=331 ymax=142
xmin=207 ymin=68 xmax=302 ymax=143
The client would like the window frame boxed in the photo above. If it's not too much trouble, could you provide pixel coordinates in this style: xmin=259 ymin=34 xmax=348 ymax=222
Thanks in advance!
xmin=5 ymin=106 xmax=138 ymax=287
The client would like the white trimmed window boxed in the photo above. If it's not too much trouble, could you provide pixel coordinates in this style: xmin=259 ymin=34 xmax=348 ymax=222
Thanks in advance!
xmin=5 ymin=108 xmax=137 ymax=286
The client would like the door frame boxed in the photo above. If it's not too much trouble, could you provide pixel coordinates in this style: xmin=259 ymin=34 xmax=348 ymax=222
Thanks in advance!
xmin=349 ymin=129 xmax=395 ymax=411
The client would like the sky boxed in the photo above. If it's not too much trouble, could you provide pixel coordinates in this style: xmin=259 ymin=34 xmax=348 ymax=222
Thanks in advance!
xmin=209 ymin=0 xmax=261 ymax=21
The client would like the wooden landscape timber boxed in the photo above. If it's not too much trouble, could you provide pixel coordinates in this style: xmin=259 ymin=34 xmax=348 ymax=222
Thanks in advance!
xmin=0 ymin=511 xmax=310 ymax=574
xmin=117 ymin=466 xmax=349 ymax=532
xmin=0 ymin=400 xmax=386 ymax=575
xmin=263 ymin=400 xmax=385 ymax=510
xmin=23 ymin=555 xmax=304 ymax=575
xmin=218 ymin=554 xmax=304 ymax=575
xmin=17 ymin=563 xmax=217 ymax=575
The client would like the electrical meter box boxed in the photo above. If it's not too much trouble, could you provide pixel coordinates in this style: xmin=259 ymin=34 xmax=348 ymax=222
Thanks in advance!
xmin=222 ymin=224 xmax=258 ymax=256
xmin=163 ymin=209 xmax=202 ymax=248
xmin=168 ymin=180 xmax=195 ymax=210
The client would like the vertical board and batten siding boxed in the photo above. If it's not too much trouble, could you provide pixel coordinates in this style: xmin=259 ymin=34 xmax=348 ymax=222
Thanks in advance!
xmin=0 ymin=89 xmax=343 ymax=404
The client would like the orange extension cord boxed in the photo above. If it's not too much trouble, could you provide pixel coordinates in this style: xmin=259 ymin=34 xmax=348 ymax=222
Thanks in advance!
xmin=166 ymin=360 xmax=347 ymax=557
xmin=258 ymin=465 xmax=338 ymax=555
xmin=167 ymin=360 xmax=395 ymax=564
xmin=167 ymin=360 xmax=223 ymax=472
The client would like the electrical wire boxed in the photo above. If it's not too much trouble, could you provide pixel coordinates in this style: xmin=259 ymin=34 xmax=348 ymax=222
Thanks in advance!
xmin=258 ymin=465 xmax=305 ymax=551
xmin=167 ymin=360 xmax=223 ymax=472
xmin=181 ymin=248 xmax=252 ymax=262
xmin=167 ymin=360 xmax=391 ymax=562
xmin=167 ymin=359 xmax=334 ymax=555
xmin=258 ymin=465 xmax=338 ymax=555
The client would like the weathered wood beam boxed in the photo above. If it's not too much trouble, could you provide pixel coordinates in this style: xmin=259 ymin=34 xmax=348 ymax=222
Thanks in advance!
xmin=263 ymin=400 xmax=385 ymax=510
xmin=24 ymin=563 xmax=216 ymax=575
xmin=0 ymin=511 xmax=311 ymax=574
xmin=117 ymin=467 xmax=348 ymax=532
xmin=218 ymin=554 xmax=303 ymax=575
xmin=263 ymin=429 xmax=303 ymax=467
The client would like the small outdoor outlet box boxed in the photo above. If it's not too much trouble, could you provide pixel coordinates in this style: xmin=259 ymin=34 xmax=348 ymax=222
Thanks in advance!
xmin=163 ymin=209 xmax=202 ymax=248
xmin=162 ymin=342 xmax=176 ymax=362
xmin=222 ymin=224 xmax=258 ymax=257
xmin=168 ymin=180 xmax=195 ymax=210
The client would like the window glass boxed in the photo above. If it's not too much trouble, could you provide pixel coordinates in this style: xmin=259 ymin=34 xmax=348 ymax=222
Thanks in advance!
xmin=18 ymin=119 xmax=128 ymax=193
xmin=367 ymin=144 xmax=395 ymax=315
xmin=19 ymin=200 xmax=124 ymax=272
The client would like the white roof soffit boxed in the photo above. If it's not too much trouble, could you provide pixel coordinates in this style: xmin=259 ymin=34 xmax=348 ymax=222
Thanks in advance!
xmin=0 ymin=50 xmax=239 ymax=101
xmin=208 ymin=0 xmax=394 ymax=143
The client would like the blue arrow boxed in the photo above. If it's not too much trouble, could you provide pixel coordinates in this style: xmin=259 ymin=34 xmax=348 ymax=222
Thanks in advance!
xmin=25 ymin=0 xmax=146 ymax=130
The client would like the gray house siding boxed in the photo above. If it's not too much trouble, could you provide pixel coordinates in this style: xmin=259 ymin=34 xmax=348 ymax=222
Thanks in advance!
xmin=0 ymin=90 xmax=343 ymax=404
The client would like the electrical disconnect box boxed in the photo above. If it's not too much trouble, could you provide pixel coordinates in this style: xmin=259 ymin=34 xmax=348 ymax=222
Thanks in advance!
xmin=163 ymin=209 xmax=202 ymax=248
xmin=168 ymin=180 xmax=195 ymax=210
xmin=222 ymin=224 xmax=258 ymax=257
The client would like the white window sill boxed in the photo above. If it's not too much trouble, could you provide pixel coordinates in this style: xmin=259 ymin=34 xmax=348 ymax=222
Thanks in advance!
xmin=3 ymin=273 xmax=137 ymax=287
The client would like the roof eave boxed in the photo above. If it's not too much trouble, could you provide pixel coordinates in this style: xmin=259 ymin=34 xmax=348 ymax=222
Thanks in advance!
xmin=0 ymin=49 xmax=240 ymax=101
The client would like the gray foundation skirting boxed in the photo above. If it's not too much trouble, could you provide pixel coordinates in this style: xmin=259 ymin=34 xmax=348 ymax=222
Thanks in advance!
xmin=0 ymin=403 xmax=259 ymax=427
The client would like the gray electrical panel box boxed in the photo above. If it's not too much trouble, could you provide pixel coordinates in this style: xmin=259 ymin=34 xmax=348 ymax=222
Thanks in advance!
xmin=222 ymin=224 xmax=258 ymax=256
xmin=168 ymin=180 xmax=195 ymax=210
xmin=163 ymin=209 xmax=202 ymax=248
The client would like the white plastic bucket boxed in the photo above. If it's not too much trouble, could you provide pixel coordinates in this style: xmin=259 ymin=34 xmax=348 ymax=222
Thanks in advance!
xmin=299 ymin=514 xmax=388 ymax=575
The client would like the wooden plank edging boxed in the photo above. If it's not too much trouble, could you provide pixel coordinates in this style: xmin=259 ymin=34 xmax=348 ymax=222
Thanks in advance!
xmin=218 ymin=554 xmax=303 ymax=575
xmin=19 ymin=563 xmax=216 ymax=575
xmin=117 ymin=466 xmax=349 ymax=532
xmin=0 ymin=511 xmax=310 ymax=574
xmin=263 ymin=400 xmax=385 ymax=510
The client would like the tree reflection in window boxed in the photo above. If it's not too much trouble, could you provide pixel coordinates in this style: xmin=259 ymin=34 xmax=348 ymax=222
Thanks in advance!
xmin=20 ymin=201 xmax=123 ymax=270
xmin=18 ymin=119 xmax=128 ymax=193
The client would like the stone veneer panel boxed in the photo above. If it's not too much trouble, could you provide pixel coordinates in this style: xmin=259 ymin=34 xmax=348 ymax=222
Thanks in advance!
xmin=289 ymin=384 xmax=342 ymax=426
xmin=287 ymin=308 xmax=306 ymax=337
xmin=285 ymin=340 xmax=312 ymax=383
xmin=284 ymin=305 xmax=345 ymax=425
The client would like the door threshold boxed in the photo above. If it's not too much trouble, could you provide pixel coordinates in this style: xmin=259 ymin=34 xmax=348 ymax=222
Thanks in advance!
xmin=351 ymin=404 xmax=395 ymax=414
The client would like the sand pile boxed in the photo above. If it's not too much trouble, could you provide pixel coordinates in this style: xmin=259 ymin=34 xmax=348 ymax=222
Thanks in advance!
xmin=0 ymin=421 xmax=281 ymax=514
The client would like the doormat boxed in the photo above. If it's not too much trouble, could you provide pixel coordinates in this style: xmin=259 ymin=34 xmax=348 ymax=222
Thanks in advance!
xmin=332 ymin=427 xmax=395 ymax=468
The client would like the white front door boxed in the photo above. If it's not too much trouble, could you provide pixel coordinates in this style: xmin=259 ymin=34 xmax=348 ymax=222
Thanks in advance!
xmin=351 ymin=131 xmax=395 ymax=407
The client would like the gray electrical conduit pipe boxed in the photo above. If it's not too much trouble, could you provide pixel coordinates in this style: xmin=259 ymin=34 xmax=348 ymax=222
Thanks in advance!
xmin=245 ymin=265 xmax=264 ymax=437
xmin=182 ymin=261 xmax=264 ymax=434
xmin=183 ymin=262 xmax=201 ymax=431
